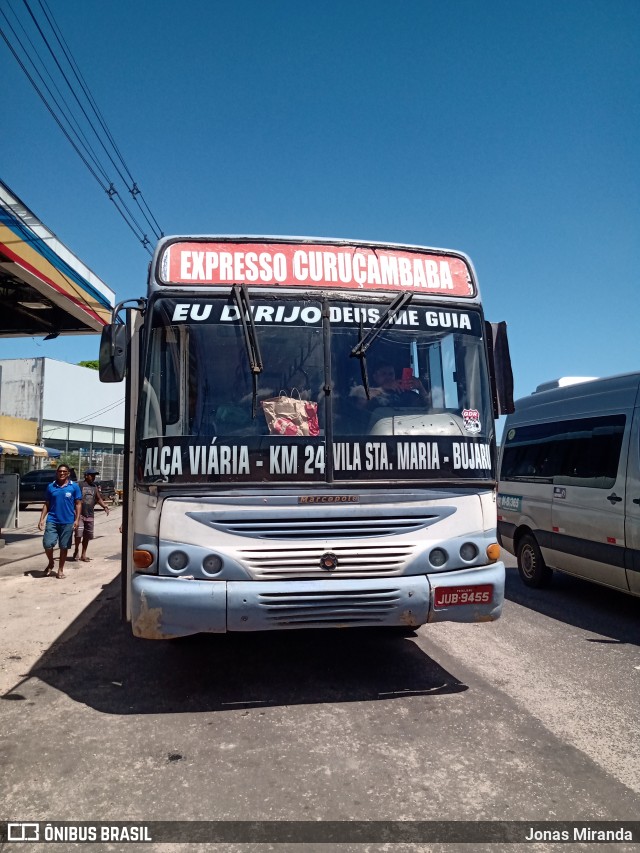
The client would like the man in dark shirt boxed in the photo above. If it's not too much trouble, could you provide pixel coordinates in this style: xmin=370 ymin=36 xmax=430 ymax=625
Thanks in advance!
xmin=38 ymin=465 xmax=82 ymax=578
xmin=350 ymin=362 xmax=431 ymax=410
xmin=71 ymin=468 xmax=110 ymax=562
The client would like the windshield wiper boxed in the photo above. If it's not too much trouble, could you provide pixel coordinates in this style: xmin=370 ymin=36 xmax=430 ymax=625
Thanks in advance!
xmin=350 ymin=291 xmax=413 ymax=399
xmin=232 ymin=284 xmax=263 ymax=417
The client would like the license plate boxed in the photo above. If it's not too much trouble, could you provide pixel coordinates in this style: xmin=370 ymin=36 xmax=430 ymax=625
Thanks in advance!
xmin=434 ymin=584 xmax=493 ymax=607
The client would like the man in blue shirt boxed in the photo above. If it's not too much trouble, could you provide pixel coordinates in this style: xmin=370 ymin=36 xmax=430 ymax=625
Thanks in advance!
xmin=38 ymin=464 xmax=82 ymax=579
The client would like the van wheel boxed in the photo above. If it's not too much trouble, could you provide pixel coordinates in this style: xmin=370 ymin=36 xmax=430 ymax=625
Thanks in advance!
xmin=517 ymin=534 xmax=553 ymax=588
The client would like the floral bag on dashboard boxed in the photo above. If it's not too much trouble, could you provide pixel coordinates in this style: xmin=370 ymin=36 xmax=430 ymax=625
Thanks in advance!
xmin=261 ymin=390 xmax=320 ymax=437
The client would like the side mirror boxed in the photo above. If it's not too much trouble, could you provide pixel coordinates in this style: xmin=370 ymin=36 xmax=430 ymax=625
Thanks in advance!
xmin=486 ymin=321 xmax=515 ymax=417
xmin=99 ymin=324 xmax=127 ymax=383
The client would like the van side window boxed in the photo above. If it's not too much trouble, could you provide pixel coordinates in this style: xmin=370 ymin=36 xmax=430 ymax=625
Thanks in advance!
xmin=501 ymin=414 xmax=625 ymax=489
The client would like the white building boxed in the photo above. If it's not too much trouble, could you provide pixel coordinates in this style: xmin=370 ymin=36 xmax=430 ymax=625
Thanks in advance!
xmin=0 ymin=357 xmax=124 ymax=479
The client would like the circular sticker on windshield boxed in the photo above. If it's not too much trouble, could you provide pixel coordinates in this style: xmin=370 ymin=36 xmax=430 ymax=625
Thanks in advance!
xmin=462 ymin=409 xmax=481 ymax=434
xmin=507 ymin=429 xmax=516 ymax=441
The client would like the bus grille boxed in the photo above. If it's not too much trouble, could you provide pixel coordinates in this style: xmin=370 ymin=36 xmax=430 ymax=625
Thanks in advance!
xmin=201 ymin=513 xmax=437 ymax=540
xmin=239 ymin=543 xmax=414 ymax=579
xmin=257 ymin=587 xmax=405 ymax=626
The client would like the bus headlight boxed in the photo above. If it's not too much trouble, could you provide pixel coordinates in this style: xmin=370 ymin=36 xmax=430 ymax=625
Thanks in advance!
xmin=202 ymin=554 xmax=223 ymax=575
xmin=429 ymin=548 xmax=448 ymax=568
xmin=167 ymin=550 xmax=189 ymax=572
xmin=459 ymin=542 xmax=479 ymax=562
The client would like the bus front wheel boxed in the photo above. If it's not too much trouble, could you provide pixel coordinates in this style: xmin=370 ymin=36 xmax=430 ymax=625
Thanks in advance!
xmin=517 ymin=534 xmax=553 ymax=588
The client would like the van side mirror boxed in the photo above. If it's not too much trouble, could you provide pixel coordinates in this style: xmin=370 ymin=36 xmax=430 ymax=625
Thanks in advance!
xmin=486 ymin=321 xmax=515 ymax=417
xmin=99 ymin=324 xmax=127 ymax=383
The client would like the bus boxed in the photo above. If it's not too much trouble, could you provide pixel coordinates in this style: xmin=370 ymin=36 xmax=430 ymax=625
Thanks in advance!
xmin=100 ymin=236 xmax=514 ymax=639
xmin=498 ymin=373 xmax=640 ymax=596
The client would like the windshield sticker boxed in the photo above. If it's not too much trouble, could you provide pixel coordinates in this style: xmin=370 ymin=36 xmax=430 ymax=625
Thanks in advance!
xmin=138 ymin=436 xmax=493 ymax=485
xmin=160 ymin=300 xmax=481 ymax=334
xmin=462 ymin=409 xmax=481 ymax=434
xmin=160 ymin=241 xmax=476 ymax=297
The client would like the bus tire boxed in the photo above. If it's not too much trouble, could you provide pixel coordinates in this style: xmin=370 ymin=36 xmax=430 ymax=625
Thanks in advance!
xmin=517 ymin=533 xmax=553 ymax=588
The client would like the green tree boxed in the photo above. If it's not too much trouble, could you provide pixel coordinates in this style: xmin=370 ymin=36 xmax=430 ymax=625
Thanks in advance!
xmin=78 ymin=360 xmax=99 ymax=370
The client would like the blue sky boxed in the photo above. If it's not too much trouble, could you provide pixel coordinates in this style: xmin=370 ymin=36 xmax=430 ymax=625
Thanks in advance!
xmin=1 ymin=0 xmax=638 ymax=400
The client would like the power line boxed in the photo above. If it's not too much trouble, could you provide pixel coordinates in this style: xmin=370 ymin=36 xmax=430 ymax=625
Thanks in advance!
xmin=4 ymin=2 xmax=112 ymax=188
xmin=0 ymin=0 xmax=164 ymax=254
xmin=75 ymin=398 xmax=125 ymax=424
xmin=0 ymin=12 xmax=149 ymax=251
xmin=38 ymin=0 xmax=164 ymax=239
xmin=0 ymin=12 xmax=108 ymax=191
xmin=21 ymin=0 xmax=160 ymax=242
xmin=41 ymin=397 xmax=125 ymax=433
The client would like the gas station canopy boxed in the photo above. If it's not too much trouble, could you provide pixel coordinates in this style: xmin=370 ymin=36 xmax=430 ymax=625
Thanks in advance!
xmin=0 ymin=181 xmax=114 ymax=337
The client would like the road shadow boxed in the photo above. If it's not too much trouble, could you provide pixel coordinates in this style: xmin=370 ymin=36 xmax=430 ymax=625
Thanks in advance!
xmin=2 ymin=576 xmax=468 ymax=714
xmin=23 ymin=567 xmax=58 ymax=578
xmin=2 ymin=531 xmax=40 ymax=544
xmin=504 ymin=565 xmax=640 ymax=647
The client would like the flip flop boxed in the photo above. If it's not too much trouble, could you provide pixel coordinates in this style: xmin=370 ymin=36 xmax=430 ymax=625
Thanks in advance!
xmin=56 ymin=572 xmax=66 ymax=579
xmin=80 ymin=557 xmax=92 ymax=562
xmin=43 ymin=567 xmax=54 ymax=576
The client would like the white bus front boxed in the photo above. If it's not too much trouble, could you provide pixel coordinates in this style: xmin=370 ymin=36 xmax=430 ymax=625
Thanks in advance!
xmin=127 ymin=286 xmax=505 ymax=639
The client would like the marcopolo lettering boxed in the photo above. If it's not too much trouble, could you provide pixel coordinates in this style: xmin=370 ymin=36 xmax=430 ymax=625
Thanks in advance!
xmin=299 ymin=495 xmax=359 ymax=503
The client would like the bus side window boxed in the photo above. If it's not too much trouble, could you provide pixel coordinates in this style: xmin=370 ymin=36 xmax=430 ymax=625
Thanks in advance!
xmin=142 ymin=327 xmax=180 ymax=438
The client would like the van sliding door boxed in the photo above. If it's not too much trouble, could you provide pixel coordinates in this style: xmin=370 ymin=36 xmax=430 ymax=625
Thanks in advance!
xmin=551 ymin=414 xmax=629 ymax=590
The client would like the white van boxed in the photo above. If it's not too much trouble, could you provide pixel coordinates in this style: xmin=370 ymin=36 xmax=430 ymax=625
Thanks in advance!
xmin=497 ymin=373 xmax=640 ymax=596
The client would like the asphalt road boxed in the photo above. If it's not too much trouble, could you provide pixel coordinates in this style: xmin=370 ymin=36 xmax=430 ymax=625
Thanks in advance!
xmin=1 ymin=514 xmax=639 ymax=852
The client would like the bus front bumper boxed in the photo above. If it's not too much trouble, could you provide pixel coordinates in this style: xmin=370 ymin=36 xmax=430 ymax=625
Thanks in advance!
xmin=130 ymin=563 xmax=505 ymax=639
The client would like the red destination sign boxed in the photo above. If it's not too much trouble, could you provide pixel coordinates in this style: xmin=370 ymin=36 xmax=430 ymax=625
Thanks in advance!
xmin=160 ymin=241 xmax=475 ymax=297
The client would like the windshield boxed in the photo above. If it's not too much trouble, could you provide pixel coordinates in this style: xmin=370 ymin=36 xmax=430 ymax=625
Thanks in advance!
xmin=138 ymin=295 xmax=494 ymax=485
